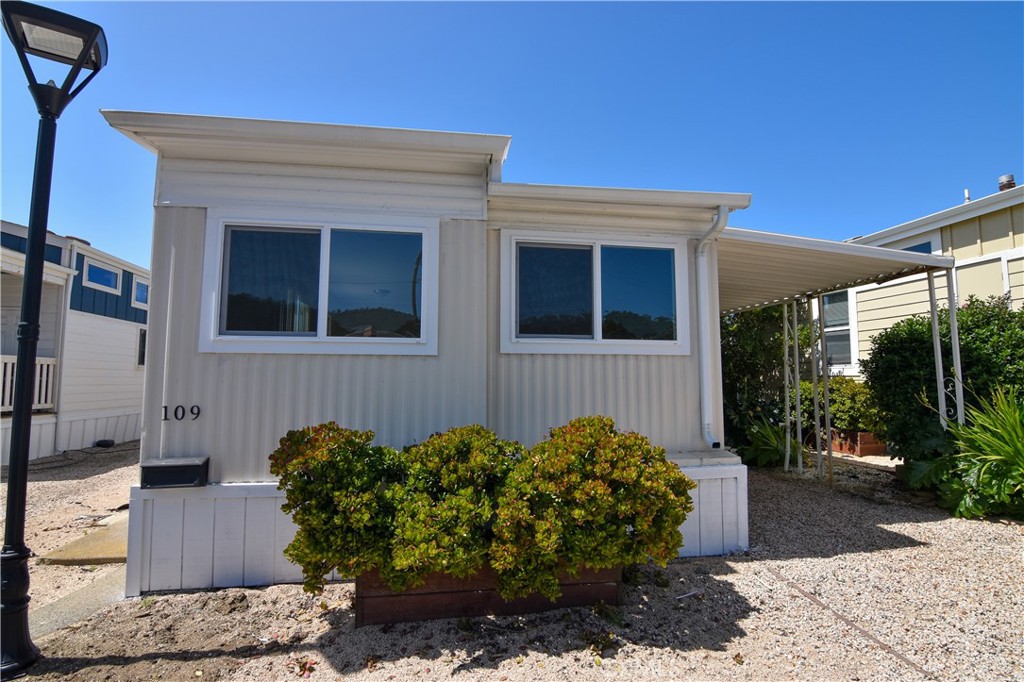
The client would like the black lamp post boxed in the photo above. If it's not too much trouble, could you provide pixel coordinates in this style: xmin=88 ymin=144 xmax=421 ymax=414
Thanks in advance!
xmin=1 ymin=2 xmax=106 ymax=676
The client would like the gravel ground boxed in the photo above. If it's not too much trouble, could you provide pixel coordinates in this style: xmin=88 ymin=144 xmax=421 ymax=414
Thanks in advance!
xmin=0 ymin=442 xmax=139 ymax=611
xmin=3 ymin=446 xmax=1022 ymax=681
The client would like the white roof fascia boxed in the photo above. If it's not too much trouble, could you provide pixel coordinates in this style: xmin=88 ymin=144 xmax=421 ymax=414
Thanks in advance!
xmin=101 ymin=110 xmax=512 ymax=177
xmin=490 ymin=182 xmax=752 ymax=211
xmin=718 ymin=227 xmax=955 ymax=314
xmin=849 ymin=185 xmax=1024 ymax=247
xmin=73 ymin=240 xmax=151 ymax=277
xmin=724 ymin=227 xmax=954 ymax=269
xmin=1 ymin=249 xmax=77 ymax=284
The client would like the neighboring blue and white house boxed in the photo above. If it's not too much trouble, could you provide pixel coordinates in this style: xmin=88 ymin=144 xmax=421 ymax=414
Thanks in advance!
xmin=1 ymin=220 xmax=150 ymax=463
xmin=102 ymin=111 xmax=954 ymax=596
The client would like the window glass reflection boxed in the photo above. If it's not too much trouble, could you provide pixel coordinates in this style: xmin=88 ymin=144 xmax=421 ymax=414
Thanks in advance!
xmin=328 ymin=230 xmax=422 ymax=338
xmin=517 ymin=244 xmax=593 ymax=337
xmin=222 ymin=228 xmax=320 ymax=334
xmin=601 ymin=246 xmax=675 ymax=340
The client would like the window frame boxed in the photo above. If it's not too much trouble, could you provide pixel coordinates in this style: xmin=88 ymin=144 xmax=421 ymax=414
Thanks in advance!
xmin=82 ymin=257 xmax=122 ymax=295
xmin=821 ymin=290 xmax=853 ymax=369
xmin=199 ymin=211 xmax=439 ymax=355
xmin=500 ymin=229 xmax=690 ymax=355
xmin=132 ymin=277 xmax=150 ymax=311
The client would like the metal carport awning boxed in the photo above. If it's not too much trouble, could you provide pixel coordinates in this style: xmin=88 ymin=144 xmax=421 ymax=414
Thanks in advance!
xmin=714 ymin=226 xmax=964 ymax=478
xmin=717 ymin=227 xmax=954 ymax=314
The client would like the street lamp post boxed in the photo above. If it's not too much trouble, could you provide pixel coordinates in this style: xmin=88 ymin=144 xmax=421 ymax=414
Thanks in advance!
xmin=1 ymin=2 xmax=107 ymax=676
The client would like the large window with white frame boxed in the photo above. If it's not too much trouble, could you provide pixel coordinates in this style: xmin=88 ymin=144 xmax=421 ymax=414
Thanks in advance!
xmin=203 ymin=219 xmax=437 ymax=355
xmin=500 ymin=230 xmax=690 ymax=355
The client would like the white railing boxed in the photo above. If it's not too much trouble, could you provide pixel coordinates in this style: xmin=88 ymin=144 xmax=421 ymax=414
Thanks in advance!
xmin=1 ymin=355 xmax=57 ymax=413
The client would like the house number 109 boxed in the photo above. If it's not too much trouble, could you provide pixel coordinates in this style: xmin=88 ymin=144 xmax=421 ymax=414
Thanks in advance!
xmin=162 ymin=405 xmax=201 ymax=421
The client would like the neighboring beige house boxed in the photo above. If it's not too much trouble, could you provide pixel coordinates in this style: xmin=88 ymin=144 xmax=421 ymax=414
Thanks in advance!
xmin=821 ymin=181 xmax=1023 ymax=376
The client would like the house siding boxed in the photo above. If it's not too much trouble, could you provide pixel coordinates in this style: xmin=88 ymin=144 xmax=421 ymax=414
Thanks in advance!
xmin=1 ymin=275 xmax=62 ymax=357
xmin=852 ymin=199 xmax=1021 ymax=366
xmin=142 ymin=208 xmax=488 ymax=483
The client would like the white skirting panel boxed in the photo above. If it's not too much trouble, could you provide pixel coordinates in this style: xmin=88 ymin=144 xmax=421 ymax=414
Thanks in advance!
xmin=0 ymin=414 xmax=57 ymax=464
xmin=675 ymin=461 xmax=749 ymax=558
xmin=127 ymin=461 xmax=749 ymax=596
xmin=58 ymin=409 xmax=141 ymax=452
xmin=126 ymin=483 xmax=303 ymax=597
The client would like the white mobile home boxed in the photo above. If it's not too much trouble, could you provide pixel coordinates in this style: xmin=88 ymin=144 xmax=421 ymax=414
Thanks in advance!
xmin=1 ymin=221 xmax=149 ymax=463
xmin=104 ymin=111 xmax=953 ymax=596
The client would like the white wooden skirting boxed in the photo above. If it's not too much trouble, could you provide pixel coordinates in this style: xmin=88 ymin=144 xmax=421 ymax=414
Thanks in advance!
xmin=126 ymin=461 xmax=749 ymax=597
xmin=0 ymin=413 xmax=57 ymax=464
xmin=676 ymin=462 xmax=749 ymax=558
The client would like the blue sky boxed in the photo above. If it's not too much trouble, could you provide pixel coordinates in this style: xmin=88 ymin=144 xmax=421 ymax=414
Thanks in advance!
xmin=2 ymin=2 xmax=1021 ymax=269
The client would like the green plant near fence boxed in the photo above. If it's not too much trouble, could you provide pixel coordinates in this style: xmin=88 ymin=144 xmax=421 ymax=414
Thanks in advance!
xmin=270 ymin=417 xmax=696 ymax=601
xmin=909 ymin=387 xmax=1024 ymax=520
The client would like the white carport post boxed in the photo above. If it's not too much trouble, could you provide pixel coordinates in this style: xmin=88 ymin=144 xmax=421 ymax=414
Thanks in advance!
xmin=927 ymin=271 xmax=949 ymax=429
xmin=817 ymin=295 xmax=833 ymax=485
xmin=783 ymin=305 xmax=791 ymax=471
xmin=791 ymin=302 xmax=803 ymax=473
xmin=946 ymin=268 xmax=965 ymax=425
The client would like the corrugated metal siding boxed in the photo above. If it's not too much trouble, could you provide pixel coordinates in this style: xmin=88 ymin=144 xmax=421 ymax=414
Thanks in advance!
xmin=157 ymin=158 xmax=488 ymax=220
xmin=145 ymin=209 xmax=488 ymax=483
xmin=486 ymin=229 xmax=704 ymax=452
xmin=59 ymin=310 xmax=145 ymax=413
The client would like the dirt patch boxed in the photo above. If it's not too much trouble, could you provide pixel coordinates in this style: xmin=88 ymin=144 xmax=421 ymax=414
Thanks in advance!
xmin=0 ymin=442 xmax=138 ymax=611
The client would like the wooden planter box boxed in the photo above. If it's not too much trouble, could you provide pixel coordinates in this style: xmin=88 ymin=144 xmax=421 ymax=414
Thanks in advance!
xmin=354 ymin=565 xmax=622 ymax=627
xmin=831 ymin=429 xmax=887 ymax=457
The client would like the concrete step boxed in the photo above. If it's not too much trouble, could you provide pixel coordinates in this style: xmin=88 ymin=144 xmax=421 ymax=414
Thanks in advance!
xmin=39 ymin=511 xmax=128 ymax=566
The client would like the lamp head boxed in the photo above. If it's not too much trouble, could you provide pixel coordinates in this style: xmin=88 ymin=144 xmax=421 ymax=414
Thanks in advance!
xmin=2 ymin=0 xmax=107 ymax=117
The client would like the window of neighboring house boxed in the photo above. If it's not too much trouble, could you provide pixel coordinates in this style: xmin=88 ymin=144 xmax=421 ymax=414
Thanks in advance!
xmin=210 ymin=222 xmax=437 ymax=354
xmin=132 ymin=278 xmax=150 ymax=310
xmin=821 ymin=290 xmax=852 ymax=366
xmin=502 ymin=231 xmax=688 ymax=354
xmin=83 ymin=258 xmax=121 ymax=295
xmin=137 ymin=328 xmax=147 ymax=367
xmin=902 ymin=241 xmax=934 ymax=254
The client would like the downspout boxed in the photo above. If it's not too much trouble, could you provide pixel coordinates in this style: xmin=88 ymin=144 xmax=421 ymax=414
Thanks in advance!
xmin=696 ymin=205 xmax=729 ymax=449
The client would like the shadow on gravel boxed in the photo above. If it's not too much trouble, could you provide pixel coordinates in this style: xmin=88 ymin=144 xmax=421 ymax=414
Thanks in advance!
xmin=3 ymin=441 xmax=139 ymax=483
xmin=309 ymin=557 xmax=751 ymax=676
xmin=746 ymin=468 xmax=948 ymax=561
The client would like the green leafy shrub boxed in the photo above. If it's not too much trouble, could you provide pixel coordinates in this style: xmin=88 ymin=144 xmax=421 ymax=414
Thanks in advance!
xmin=737 ymin=416 xmax=803 ymax=468
xmin=489 ymin=416 xmax=695 ymax=601
xmin=861 ymin=294 xmax=1024 ymax=462
xmin=388 ymin=425 xmax=523 ymax=590
xmin=794 ymin=376 xmax=879 ymax=434
xmin=910 ymin=387 xmax=1024 ymax=519
xmin=268 ymin=423 xmax=405 ymax=593
xmin=271 ymin=418 xmax=694 ymax=600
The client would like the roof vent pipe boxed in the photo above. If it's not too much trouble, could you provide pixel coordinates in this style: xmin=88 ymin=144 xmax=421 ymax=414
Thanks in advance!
xmin=963 ymin=188 xmax=971 ymax=203
xmin=998 ymin=174 xmax=1016 ymax=191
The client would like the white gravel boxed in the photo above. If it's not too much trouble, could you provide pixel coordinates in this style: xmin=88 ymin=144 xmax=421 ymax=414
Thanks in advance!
xmin=11 ymin=449 xmax=1024 ymax=681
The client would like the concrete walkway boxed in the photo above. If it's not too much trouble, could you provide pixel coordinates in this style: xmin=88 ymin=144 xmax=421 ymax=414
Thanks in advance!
xmin=30 ymin=565 xmax=127 ymax=638
xmin=31 ymin=510 xmax=131 ymax=637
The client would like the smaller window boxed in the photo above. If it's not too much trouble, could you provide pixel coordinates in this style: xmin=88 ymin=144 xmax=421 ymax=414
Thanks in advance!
xmin=902 ymin=241 xmax=934 ymax=254
xmin=83 ymin=258 xmax=121 ymax=295
xmin=821 ymin=291 xmax=852 ymax=366
xmin=137 ymin=328 xmax=147 ymax=367
xmin=132 ymin=278 xmax=150 ymax=310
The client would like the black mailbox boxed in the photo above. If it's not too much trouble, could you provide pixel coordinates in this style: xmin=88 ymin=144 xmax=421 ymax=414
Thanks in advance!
xmin=140 ymin=456 xmax=209 ymax=488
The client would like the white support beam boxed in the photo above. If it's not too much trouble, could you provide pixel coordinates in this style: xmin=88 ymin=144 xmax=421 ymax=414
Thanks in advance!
xmin=946 ymin=268 xmax=965 ymax=426
xmin=927 ymin=272 xmax=948 ymax=430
